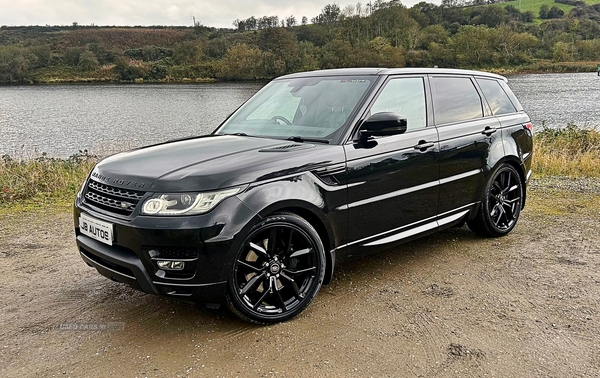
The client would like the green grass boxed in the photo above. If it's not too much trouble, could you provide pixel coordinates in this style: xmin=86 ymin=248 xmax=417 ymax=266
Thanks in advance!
xmin=501 ymin=0 xmax=600 ymax=18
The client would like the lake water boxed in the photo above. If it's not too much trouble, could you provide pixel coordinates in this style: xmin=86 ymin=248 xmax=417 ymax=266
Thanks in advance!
xmin=1 ymin=72 xmax=599 ymax=158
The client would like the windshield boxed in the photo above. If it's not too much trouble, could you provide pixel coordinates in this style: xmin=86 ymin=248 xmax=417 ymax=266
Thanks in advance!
xmin=215 ymin=76 xmax=375 ymax=142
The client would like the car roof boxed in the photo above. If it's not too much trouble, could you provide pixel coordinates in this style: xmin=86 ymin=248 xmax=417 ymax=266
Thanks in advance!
xmin=278 ymin=67 xmax=507 ymax=82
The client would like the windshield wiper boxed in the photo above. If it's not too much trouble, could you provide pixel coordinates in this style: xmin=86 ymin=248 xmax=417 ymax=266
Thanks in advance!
xmin=286 ymin=136 xmax=330 ymax=144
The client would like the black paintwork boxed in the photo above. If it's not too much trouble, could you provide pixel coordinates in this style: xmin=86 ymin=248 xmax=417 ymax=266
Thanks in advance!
xmin=74 ymin=68 xmax=532 ymax=306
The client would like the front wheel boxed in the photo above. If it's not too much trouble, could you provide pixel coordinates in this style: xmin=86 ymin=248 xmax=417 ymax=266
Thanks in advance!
xmin=226 ymin=213 xmax=326 ymax=324
xmin=468 ymin=164 xmax=523 ymax=238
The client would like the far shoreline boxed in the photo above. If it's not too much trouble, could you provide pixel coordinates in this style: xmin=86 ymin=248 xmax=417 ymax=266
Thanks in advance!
xmin=1 ymin=62 xmax=598 ymax=86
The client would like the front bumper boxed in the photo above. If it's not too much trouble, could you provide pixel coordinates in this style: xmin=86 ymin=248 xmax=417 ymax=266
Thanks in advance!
xmin=74 ymin=194 xmax=259 ymax=304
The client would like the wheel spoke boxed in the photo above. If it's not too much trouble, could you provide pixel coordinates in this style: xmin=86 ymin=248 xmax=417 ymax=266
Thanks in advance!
xmin=272 ymin=277 xmax=288 ymax=312
xmin=503 ymin=203 xmax=514 ymax=222
xmin=280 ymin=272 xmax=301 ymax=298
xmin=505 ymin=196 xmax=521 ymax=204
xmin=288 ymin=247 xmax=312 ymax=259
xmin=284 ymin=229 xmax=294 ymax=257
xmin=252 ymin=288 xmax=270 ymax=311
xmin=284 ymin=266 xmax=317 ymax=275
xmin=267 ymin=228 xmax=277 ymax=256
xmin=493 ymin=182 xmax=502 ymax=193
xmin=249 ymin=242 xmax=268 ymax=257
xmin=237 ymin=260 xmax=262 ymax=273
xmin=491 ymin=204 xmax=504 ymax=225
xmin=505 ymin=184 xmax=519 ymax=194
xmin=239 ymin=272 xmax=266 ymax=296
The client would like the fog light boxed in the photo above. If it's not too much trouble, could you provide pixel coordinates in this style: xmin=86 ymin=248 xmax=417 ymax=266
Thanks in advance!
xmin=156 ymin=260 xmax=185 ymax=271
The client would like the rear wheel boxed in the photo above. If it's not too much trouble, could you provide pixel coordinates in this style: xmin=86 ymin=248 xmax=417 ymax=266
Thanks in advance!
xmin=226 ymin=213 xmax=326 ymax=324
xmin=468 ymin=164 xmax=523 ymax=238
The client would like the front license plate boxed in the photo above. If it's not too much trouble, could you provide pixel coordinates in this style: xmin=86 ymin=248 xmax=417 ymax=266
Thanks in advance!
xmin=79 ymin=213 xmax=113 ymax=246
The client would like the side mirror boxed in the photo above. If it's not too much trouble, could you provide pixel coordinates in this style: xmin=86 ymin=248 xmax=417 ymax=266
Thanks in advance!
xmin=359 ymin=112 xmax=407 ymax=140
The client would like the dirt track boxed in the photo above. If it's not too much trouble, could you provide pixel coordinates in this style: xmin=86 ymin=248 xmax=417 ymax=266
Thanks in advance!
xmin=1 ymin=177 xmax=600 ymax=377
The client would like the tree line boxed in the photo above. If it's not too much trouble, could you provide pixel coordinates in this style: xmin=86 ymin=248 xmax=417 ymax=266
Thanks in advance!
xmin=2 ymin=0 xmax=600 ymax=83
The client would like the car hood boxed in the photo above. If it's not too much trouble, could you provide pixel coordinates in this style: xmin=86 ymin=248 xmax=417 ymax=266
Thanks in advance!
xmin=89 ymin=135 xmax=345 ymax=192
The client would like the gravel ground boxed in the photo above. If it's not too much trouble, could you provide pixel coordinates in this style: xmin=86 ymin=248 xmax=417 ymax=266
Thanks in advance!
xmin=1 ymin=177 xmax=599 ymax=377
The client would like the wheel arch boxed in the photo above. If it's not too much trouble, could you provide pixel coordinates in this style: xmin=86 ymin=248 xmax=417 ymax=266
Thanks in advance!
xmin=493 ymin=155 xmax=527 ymax=209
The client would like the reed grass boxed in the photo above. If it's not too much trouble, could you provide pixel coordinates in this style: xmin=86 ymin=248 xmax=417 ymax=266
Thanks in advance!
xmin=0 ymin=150 xmax=97 ymax=205
xmin=533 ymin=124 xmax=600 ymax=178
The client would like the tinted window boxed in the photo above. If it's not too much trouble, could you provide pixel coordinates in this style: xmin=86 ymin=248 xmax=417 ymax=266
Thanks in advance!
xmin=499 ymin=80 xmax=523 ymax=111
xmin=431 ymin=77 xmax=483 ymax=125
xmin=476 ymin=78 xmax=517 ymax=115
xmin=369 ymin=77 xmax=426 ymax=131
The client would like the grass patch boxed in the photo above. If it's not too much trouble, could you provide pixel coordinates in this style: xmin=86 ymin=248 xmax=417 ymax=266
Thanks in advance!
xmin=533 ymin=124 xmax=600 ymax=177
xmin=0 ymin=150 xmax=97 ymax=207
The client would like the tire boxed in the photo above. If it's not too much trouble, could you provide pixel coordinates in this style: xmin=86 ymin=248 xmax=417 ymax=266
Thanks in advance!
xmin=468 ymin=164 xmax=523 ymax=238
xmin=226 ymin=212 xmax=326 ymax=324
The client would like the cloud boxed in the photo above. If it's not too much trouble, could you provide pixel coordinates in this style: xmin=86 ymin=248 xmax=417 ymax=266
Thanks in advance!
xmin=0 ymin=0 xmax=441 ymax=28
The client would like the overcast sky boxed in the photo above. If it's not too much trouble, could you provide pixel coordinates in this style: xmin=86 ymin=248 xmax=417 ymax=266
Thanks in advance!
xmin=0 ymin=0 xmax=442 ymax=29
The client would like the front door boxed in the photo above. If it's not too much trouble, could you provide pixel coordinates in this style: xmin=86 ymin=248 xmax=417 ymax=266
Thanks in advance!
xmin=341 ymin=76 xmax=440 ymax=255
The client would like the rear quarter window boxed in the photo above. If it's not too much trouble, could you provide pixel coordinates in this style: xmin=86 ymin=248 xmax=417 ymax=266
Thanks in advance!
xmin=430 ymin=76 xmax=483 ymax=125
xmin=476 ymin=78 xmax=517 ymax=115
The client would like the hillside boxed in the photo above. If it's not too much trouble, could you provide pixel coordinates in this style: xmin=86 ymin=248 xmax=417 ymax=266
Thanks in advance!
xmin=1 ymin=0 xmax=600 ymax=84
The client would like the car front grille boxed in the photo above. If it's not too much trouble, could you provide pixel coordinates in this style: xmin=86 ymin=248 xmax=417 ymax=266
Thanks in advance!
xmin=84 ymin=180 xmax=146 ymax=216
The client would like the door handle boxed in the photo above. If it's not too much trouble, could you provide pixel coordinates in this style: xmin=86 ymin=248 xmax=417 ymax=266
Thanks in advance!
xmin=413 ymin=141 xmax=435 ymax=151
xmin=482 ymin=126 xmax=497 ymax=136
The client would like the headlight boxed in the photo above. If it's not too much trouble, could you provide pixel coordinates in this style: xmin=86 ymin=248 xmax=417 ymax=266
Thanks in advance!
xmin=141 ymin=187 xmax=242 ymax=216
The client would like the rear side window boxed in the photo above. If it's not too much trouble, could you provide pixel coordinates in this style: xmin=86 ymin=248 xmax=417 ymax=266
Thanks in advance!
xmin=430 ymin=77 xmax=483 ymax=125
xmin=476 ymin=78 xmax=517 ymax=115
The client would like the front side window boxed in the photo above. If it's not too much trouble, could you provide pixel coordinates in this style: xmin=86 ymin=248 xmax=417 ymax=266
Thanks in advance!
xmin=476 ymin=78 xmax=517 ymax=116
xmin=431 ymin=77 xmax=483 ymax=125
xmin=217 ymin=76 xmax=375 ymax=141
xmin=369 ymin=77 xmax=427 ymax=132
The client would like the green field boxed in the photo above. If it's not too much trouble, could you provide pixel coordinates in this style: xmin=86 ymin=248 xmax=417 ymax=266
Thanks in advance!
xmin=501 ymin=0 xmax=600 ymax=17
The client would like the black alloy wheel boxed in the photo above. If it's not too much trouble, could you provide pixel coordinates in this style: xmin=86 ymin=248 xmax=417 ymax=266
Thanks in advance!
xmin=226 ymin=213 xmax=326 ymax=324
xmin=468 ymin=164 xmax=523 ymax=237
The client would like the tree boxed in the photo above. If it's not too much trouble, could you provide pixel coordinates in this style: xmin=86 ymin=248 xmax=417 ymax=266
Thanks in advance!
xmin=285 ymin=15 xmax=297 ymax=27
xmin=0 ymin=46 xmax=36 ymax=82
xmin=547 ymin=6 xmax=565 ymax=19
xmin=312 ymin=4 xmax=342 ymax=24
xmin=258 ymin=28 xmax=299 ymax=73
xmin=173 ymin=42 xmax=203 ymax=64
xmin=219 ymin=44 xmax=265 ymax=80
xmin=78 ymin=50 xmax=99 ymax=71
xmin=539 ymin=4 xmax=550 ymax=19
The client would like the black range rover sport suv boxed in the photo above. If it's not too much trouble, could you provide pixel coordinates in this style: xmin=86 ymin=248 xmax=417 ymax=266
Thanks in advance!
xmin=74 ymin=68 xmax=533 ymax=323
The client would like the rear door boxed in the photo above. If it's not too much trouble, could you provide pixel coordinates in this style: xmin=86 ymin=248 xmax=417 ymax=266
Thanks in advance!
xmin=429 ymin=75 xmax=503 ymax=216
